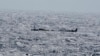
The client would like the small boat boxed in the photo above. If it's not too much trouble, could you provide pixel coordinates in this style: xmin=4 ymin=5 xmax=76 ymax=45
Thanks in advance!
xmin=31 ymin=25 xmax=78 ymax=32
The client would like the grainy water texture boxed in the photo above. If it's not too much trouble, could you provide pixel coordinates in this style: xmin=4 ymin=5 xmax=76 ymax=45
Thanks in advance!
xmin=0 ymin=11 xmax=100 ymax=56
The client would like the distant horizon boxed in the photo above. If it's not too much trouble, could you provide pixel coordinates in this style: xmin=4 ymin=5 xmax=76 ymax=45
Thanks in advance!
xmin=0 ymin=9 xmax=100 ymax=15
xmin=0 ymin=8 xmax=100 ymax=14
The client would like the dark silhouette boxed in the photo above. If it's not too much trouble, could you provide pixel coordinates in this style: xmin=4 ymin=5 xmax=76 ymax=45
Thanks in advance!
xmin=66 ymin=28 xmax=78 ymax=32
xmin=31 ymin=28 xmax=49 ymax=31
xmin=31 ymin=28 xmax=39 ymax=31
xmin=38 ymin=28 xmax=49 ymax=31
xmin=31 ymin=25 xmax=49 ymax=31
xmin=26 ymin=54 xmax=28 ymax=56
xmin=31 ymin=25 xmax=39 ymax=31
xmin=0 ymin=44 xmax=3 ymax=48
xmin=31 ymin=25 xmax=78 ymax=32
xmin=73 ymin=28 xmax=78 ymax=32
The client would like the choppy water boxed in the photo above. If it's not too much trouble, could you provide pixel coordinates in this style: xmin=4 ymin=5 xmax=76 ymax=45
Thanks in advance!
xmin=0 ymin=11 xmax=100 ymax=56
